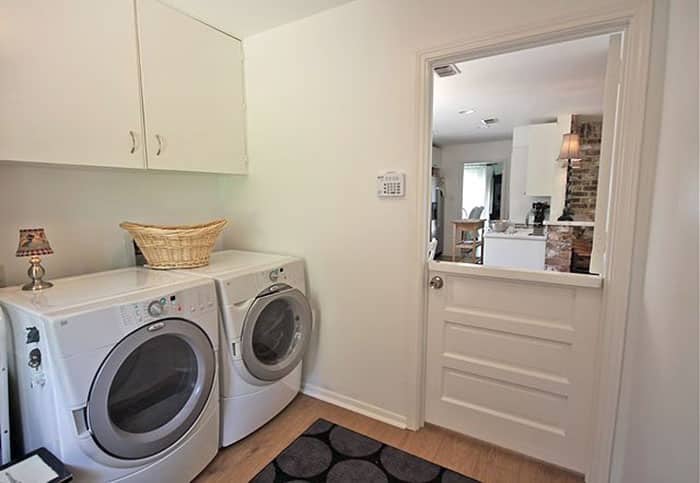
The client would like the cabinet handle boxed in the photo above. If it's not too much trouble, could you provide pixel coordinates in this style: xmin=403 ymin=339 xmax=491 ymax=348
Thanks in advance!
xmin=155 ymin=134 xmax=163 ymax=156
xmin=129 ymin=131 xmax=136 ymax=154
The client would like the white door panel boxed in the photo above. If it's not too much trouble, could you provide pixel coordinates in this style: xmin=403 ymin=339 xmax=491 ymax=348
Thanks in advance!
xmin=137 ymin=0 xmax=246 ymax=174
xmin=425 ymin=264 xmax=602 ymax=472
xmin=441 ymin=368 xmax=567 ymax=432
xmin=0 ymin=1 xmax=145 ymax=168
xmin=442 ymin=322 xmax=572 ymax=381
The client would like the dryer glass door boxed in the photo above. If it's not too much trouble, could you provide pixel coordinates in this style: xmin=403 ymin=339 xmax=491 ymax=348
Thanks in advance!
xmin=87 ymin=318 xmax=215 ymax=460
xmin=241 ymin=286 xmax=312 ymax=382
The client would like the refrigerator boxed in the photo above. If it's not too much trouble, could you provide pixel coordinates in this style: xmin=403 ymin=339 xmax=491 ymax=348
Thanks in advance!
xmin=430 ymin=175 xmax=444 ymax=258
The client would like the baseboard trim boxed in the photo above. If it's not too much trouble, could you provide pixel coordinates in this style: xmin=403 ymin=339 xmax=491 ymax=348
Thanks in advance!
xmin=301 ymin=383 xmax=408 ymax=430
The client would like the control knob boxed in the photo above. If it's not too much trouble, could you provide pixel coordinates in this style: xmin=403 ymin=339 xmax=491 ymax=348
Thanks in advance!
xmin=147 ymin=301 xmax=163 ymax=317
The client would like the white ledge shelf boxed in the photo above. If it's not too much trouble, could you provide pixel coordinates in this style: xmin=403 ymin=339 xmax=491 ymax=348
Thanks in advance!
xmin=429 ymin=260 xmax=603 ymax=288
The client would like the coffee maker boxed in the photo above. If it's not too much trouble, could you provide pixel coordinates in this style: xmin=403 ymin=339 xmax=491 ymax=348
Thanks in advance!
xmin=530 ymin=201 xmax=549 ymax=236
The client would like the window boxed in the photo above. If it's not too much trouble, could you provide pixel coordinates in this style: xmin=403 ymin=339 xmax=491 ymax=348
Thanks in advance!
xmin=462 ymin=163 xmax=501 ymax=221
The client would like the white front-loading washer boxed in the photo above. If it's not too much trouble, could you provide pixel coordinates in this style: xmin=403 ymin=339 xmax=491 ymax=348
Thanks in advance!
xmin=0 ymin=267 xmax=220 ymax=482
xmin=178 ymin=250 xmax=313 ymax=447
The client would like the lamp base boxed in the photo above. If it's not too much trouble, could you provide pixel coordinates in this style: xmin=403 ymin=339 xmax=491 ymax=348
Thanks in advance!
xmin=21 ymin=280 xmax=53 ymax=291
xmin=21 ymin=256 xmax=53 ymax=291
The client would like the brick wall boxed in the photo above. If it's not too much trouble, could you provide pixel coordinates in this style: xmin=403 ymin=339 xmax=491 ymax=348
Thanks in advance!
xmin=545 ymin=225 xmax=594 ymax=273
xmin=566 ymin=114 xmax=603 ymax=220
xmin=545 ymin=226 xmax=573 ymax=272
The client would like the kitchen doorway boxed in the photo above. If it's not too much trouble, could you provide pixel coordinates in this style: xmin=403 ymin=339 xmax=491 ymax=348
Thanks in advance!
xmin=430 ymin=33 xmax=619 ymax=272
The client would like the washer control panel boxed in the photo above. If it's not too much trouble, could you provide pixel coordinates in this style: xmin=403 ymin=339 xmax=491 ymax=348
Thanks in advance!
xmin=119 ymin=287 xmax=216 ymax=328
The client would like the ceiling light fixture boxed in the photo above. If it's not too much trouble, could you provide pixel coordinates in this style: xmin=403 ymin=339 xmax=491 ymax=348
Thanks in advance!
xmin=458 ymin=109 xmax=476 ymax=115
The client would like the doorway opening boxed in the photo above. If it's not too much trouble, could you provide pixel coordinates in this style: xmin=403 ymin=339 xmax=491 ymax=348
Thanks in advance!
xmin=429 ymin=33 xmax=621 ymax=274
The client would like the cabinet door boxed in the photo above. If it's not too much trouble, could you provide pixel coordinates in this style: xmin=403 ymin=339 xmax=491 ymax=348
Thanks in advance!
xmin=525 ymin=123 xmax=560 ymax=196
xmin=137 ymin=0 xmax=246 ymax=174
xmin=0 ymin=1 xmax=145 ymax=168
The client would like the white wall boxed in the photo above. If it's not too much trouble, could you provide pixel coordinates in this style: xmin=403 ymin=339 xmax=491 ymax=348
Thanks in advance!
xmin=0 ymin=163 xmax=233 ymax=287
xmin=231 ymin=0 xmax=640 ymax=421
xmin=610 ymin=1 xmax=699 ymax=482
xmin=439 ymin=140 xmax=512 ymax=258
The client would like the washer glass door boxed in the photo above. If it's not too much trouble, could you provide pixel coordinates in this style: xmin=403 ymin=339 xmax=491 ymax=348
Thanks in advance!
xmin=241 ymin=286 xmax=312 ymax=382
xmin=87 ymin=319 xmax=215 ymax=460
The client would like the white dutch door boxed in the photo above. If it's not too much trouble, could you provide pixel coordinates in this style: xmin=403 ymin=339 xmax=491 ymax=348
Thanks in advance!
xmin=424 ymin=263 xmax=603 ymax=472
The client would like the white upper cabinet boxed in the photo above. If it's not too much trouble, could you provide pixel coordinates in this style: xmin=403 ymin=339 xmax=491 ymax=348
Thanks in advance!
xmin=137 ymin=0 xmax=247 ymax=174
xmin=0 ymin=1 xmax=146 ymax=168
xmin=0 ymin=1 xmax=247 ymax=174
xmin=525 ymin=123 xmax=561 ymax=197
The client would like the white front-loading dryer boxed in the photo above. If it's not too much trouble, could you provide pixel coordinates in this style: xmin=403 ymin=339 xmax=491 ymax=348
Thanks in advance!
xmin=177 ymin=250 xmax=313 ymax=447
xmin=0 ymin=268 xmax=220 ymax=482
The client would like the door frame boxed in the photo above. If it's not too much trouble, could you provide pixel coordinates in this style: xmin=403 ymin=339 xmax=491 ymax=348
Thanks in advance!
xmin=409 ymin=2 xmax=658 ymax=482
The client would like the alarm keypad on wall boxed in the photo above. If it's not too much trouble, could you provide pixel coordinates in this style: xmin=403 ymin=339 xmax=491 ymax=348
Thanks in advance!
xmin=376 ymin=171 xmax=406 ymax=198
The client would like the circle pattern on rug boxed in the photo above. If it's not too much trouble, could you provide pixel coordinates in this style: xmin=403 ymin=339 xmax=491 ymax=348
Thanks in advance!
xmin=380 ymin=445 xmax=442 ymax=482
xmin=303 ymin=419 xmax=333 ymax=436
xmin=326 ymin=459 xmax=388 ymax=483
xmin=277 ymin=436 xmax=333 ymax=478
xmin=253 ymin=462 xmax=276 ymax=483
xmin=329 ymin=426 xmax=383 ymax=458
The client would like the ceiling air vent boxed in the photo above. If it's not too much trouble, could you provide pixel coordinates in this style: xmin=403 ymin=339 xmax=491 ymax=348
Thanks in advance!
xmin=433 ymin=64 xmax=461 ymax=77
xmin=480 ymin=118 xmax=499 ymax=128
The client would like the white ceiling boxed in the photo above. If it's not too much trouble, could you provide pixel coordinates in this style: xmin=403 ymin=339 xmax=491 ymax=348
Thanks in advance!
xmin=160 ymin=0 xmax=356 ymax=39
xmin=432 ymin=34 xmax=612 ymax=146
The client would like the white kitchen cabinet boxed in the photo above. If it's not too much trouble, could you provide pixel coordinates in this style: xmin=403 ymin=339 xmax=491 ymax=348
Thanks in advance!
xmin=0 ymin=1 xmax=146 ymax=168
xmin=525 ymin=123 xmax=560 ymax=197
xmin=508 ymin=126 xmax=534 ymax=224
xmin=137 ymin=0 xmax=247 ymax=174
xmin=483 ymin=231 xmax=546 ymax=271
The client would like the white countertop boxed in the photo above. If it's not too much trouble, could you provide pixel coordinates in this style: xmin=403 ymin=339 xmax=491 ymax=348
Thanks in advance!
xmin=484 ymin=229 xmax=545 ymax=240
xmin=544 ymin=220 xmax=595 ymax=227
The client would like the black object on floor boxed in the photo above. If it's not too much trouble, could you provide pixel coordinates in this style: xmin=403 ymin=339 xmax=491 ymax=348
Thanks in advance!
xmin=251 ymin=419 xmax=480 ymax=483
xmin=0 ymin=447 xmax=72 ymax=482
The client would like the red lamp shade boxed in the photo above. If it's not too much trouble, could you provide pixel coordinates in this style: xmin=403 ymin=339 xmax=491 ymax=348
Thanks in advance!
xmin=16 ymin=228 xmax=53 ymax=257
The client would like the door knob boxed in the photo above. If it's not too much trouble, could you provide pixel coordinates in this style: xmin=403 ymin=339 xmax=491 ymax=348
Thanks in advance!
xmin=429 ymin=276 xmax=444 ymax=289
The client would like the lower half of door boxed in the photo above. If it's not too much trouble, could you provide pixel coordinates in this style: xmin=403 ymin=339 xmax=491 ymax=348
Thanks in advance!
xmin=424 ymin=265 xmax=602 ymax=473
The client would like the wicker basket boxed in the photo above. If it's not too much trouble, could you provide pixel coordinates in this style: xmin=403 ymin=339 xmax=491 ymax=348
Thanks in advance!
xmin=119 ymin=219 xmax=227 ymax=269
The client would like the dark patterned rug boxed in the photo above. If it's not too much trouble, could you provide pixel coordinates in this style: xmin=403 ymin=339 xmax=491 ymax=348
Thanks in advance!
xmin=251 ymin=419 xmax=480 ymax=483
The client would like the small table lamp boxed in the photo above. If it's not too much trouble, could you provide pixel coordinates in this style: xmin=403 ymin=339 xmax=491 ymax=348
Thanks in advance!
xmin=558 ymin=133 xmax=582 ymax=169
xmin=16 ymin=228 xmax=54 ymax=291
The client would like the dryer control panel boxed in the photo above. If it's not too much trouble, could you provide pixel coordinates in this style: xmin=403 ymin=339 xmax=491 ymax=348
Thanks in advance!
xmin=256 ymin=260 xmax=305 ymax=294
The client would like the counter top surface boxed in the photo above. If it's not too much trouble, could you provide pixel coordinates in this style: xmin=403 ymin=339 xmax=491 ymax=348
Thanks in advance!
xmin=544 ymin=220 xmax=595 ymax=227
xmin=484 ymin=229 xmax=545 ymax=240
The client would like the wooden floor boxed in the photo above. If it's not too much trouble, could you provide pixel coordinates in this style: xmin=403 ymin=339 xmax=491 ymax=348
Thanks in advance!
xmin=195 ymin=395 xmax=583 ymax=483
